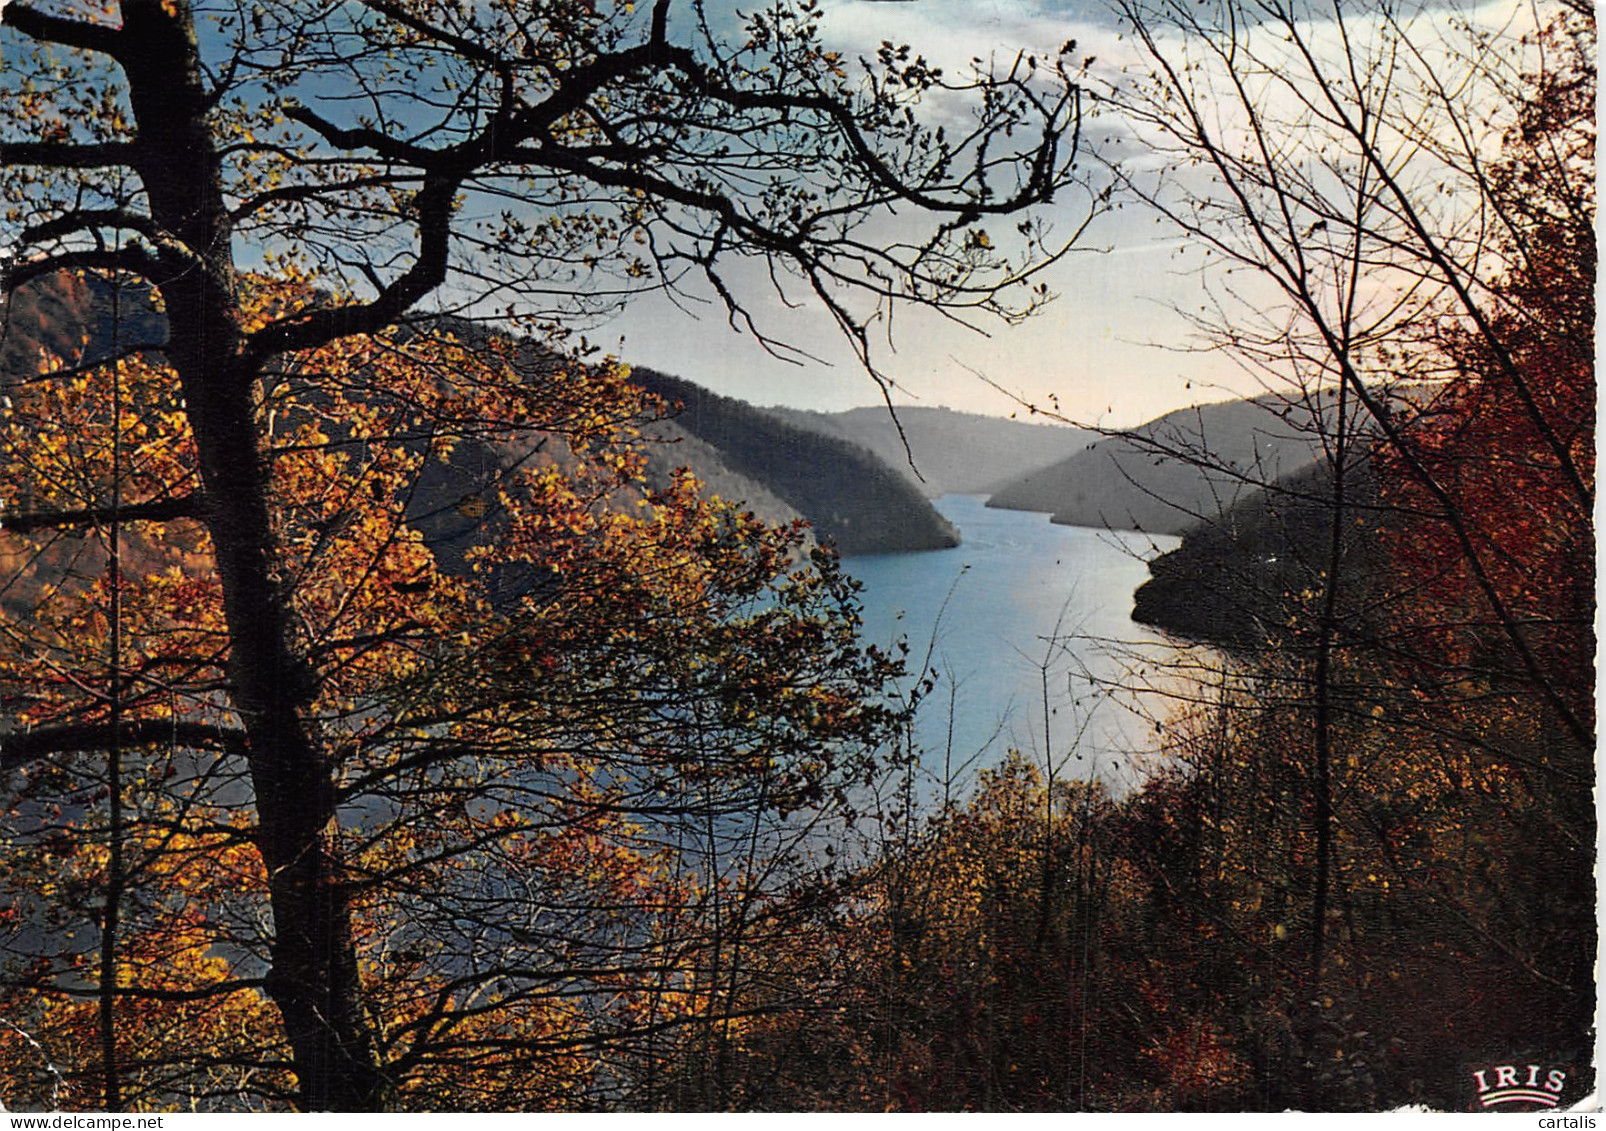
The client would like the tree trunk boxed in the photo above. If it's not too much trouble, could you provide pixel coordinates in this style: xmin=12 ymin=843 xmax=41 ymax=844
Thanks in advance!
xmin=118 ymin=0 xmax=388 ymax=1109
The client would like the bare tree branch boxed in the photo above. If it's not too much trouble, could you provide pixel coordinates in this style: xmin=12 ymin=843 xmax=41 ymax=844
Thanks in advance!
xmin=2 ymin=3 xmax=124 ymax=57
xmin=2 ymin=720 xmax=247 ymax=775
xmin=3 ymin=493 xmax=203 ymax=534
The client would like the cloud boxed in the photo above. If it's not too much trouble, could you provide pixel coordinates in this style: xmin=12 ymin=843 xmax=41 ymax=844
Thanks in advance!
xmin=611 ymin=0 xmax=1529 ymax=426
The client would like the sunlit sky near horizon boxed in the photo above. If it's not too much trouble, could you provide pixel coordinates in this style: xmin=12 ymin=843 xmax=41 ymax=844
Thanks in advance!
xmin=605 ymin=0 xmax=1221 ymax=430
xmin=595 ymin=0 xmax=1521 ymax=429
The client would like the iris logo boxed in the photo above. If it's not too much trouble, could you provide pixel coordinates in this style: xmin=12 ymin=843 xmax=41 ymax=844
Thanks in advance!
xmin=1470 ymin=1063 xmax=1568 ymax=1109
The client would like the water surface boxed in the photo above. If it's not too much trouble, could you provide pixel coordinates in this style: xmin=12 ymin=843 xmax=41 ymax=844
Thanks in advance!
xmin=845 ymin=495 xmax=1184 ymax=796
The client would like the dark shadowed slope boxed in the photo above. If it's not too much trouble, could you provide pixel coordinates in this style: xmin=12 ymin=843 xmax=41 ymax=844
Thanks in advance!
xmin=1 ymin=276 xmax=956 ymax=560
xmin=630 ymin=367 xmax=959 ymax=555
xmin=1130 ymin=457 xmax=1384 ymax=648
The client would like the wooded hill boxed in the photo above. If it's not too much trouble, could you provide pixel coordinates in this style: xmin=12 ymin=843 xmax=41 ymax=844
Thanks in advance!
xmin=1130 ymin=456 xmax=1384 ymax=647
xmin=986 ymin=391 xmax=1344 ymax=535
xmin=2 ymin=276 xmax=964 ymax=559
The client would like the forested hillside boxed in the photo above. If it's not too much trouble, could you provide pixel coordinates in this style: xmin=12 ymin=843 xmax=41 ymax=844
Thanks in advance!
xmin=635 ymin=420 xmax=805 ymax=536
xmin=631 ymin=368 xmax=960 ymax=554
xmin=1130 ymin=458 xmax=1383 ymax=648
xmin=987 ymin=391 xmax=1337 ymax=534
xmin=1 ymin=277 xmax=952 ymax=561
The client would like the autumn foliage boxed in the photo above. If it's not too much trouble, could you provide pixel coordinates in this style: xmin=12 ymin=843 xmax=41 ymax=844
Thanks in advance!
xmin=0 ymin=275 xmax=913 ymax=1109
xmin=1378 ymin=5 xmax=1596 ymax=740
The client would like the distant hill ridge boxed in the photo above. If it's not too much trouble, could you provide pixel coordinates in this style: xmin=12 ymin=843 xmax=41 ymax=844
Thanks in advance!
xmin=986 ymin=391 xmax=1346 ymax=535
xmin=768 ymin=403 xmax=1090 ymax=498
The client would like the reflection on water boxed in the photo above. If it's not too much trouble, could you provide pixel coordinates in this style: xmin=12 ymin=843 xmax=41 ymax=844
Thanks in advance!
xmin=844 ymin=494 xmax=1193 ymax=797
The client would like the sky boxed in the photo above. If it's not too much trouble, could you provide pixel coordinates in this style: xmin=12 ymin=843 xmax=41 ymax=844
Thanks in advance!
xmin=609 ymin=205 xmax=1226 ymax=430
xmin=16 ymin=0 xmax=1502 ymax=432
xmin=52 ymin=0 xmax=1507 ymax=433
xmin=597 ymin=0 xmax=1521 ymax=429
xmin=604 ymin=0 xmax=1224 ymax=429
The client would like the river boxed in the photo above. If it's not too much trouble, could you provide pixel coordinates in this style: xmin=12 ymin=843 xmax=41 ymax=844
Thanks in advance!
xmin=844 ymin=494 xmax=1187 ymax=798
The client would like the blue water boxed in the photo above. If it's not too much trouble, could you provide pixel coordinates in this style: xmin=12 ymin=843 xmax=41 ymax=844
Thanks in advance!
xmin=845 ymin=495 xmax=1184 ymax=797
